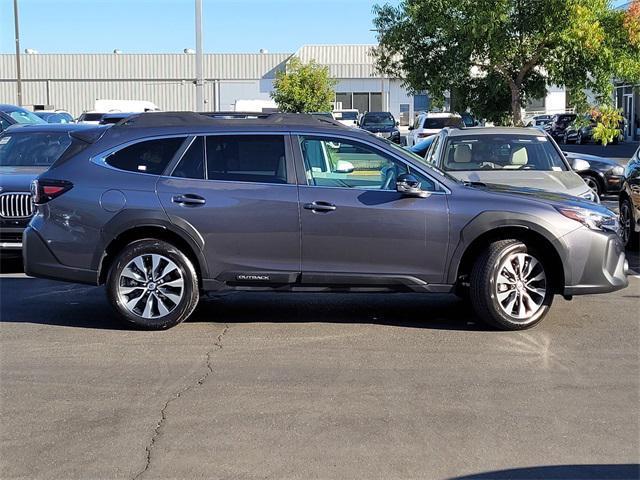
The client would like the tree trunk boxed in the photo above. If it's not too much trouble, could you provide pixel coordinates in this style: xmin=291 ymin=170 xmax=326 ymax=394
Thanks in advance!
xmin=509 ymin=81 xmax=523 ymax=126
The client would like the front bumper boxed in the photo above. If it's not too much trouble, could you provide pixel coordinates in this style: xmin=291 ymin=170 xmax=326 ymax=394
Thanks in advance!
xmin=603 ymin=174 xmax=624 ymax=194
xmin=0 ymin=217 xmax=30 ymax=251
xmin=562 ymin=227 xmax=629 ymax=295
xmin=23 ymin=226 xmax=98 ymax=285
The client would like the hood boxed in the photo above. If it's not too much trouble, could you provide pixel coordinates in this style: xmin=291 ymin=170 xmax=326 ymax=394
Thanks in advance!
xmin=449 ymin=170 xmax=590 ymax=197
xmin=461 ymin=181 xmax=612 ymax=214
xmin=362 ymin=125 xmax=397 ymax=133
xmin=0 ymin=166 xmax=47 ymax=193
xmin=563 ymin=151 xmax=620 ymax=168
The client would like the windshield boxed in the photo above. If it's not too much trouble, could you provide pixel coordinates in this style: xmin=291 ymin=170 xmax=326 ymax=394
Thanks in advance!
xmin=384 ymin=138 xmax=458 ymax=182
xmin=0 ymin=132 xmax=73 ymax=167
xmin=4 ymin=107 xmax=46 ymax=125
xmin=335 ymin=111 xmax=358 ymax=120
xmin=362 ymin=113 xmax=395 ymax=127
xmin=442 ymin=135 xmax=569 ymax=172
xmin=424 ymin=117 xmax=462 ymax=129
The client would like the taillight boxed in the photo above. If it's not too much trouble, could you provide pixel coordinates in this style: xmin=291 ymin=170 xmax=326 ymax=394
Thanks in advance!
xmin=31 ymin=179 xmax=73 ymax=205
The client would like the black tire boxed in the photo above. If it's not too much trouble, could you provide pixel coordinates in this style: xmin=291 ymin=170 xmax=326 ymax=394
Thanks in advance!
xmin=469 ymin=240 xmax=553 ymax=330
xmin=582 ymin=174 xmax=601 ymax=199
xmin=621 ymin=198 xmax=639 ymax=250
xmin=106 ymin=239 xmax=199 ymax=329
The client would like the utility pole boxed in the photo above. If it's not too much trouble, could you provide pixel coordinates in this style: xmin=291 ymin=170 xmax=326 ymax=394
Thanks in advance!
xmin=13 ymin=0 xmax=23 ymax=106
xmin=194 ymin=0 xmax=204 ymax=112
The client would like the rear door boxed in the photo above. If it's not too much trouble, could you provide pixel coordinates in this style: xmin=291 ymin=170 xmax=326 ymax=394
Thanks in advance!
xmin=156 ymin=133 xmax=301 ymax=284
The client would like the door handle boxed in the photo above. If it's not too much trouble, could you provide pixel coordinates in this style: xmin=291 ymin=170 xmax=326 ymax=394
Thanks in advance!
xmin=303 ymin=201 xmax=337 ymax=212
xmin=172 ymin=194 xmax=206 ymax=206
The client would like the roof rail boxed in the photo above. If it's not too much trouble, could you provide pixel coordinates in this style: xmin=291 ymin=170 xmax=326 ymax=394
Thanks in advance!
xmin=113 ymin=111 xmax=347 ymax=129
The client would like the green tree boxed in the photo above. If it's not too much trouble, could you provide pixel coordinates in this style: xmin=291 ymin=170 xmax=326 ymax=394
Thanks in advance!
xmin=271 ymin=58 xmax=337 ymax=113
xmin=373 ymin=0 xmax=640 ymax=125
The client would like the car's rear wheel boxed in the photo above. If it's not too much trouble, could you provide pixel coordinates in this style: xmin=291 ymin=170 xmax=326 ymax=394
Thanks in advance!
xmin=106 ymin=239 xmax=199 ymax=329
xmin=621 ymin=198 xmax=639 ymax=249
xmin=470 ymin=240 xmax=553 ymax=330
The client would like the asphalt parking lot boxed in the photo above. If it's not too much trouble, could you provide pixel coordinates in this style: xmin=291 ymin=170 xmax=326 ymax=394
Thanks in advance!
xmin=0 ymin=253 xmax=639 ymax=479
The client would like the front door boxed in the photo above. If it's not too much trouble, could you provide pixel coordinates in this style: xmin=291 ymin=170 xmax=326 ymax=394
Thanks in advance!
xmin=156 ymin=134 xmax=301 ymax=283
xmin=294 ymin=134 xmax=449 ymax=285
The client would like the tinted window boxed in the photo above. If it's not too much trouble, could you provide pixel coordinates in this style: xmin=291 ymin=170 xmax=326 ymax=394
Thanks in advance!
xmin=299 ymin=136 xmax=436 ymax=191
xmin=335 ymin=111 xmax=358 ymax=120
xmin=206 ymin=135 xmax=286 ymax=184
xmin=423 ymin=117 xmax=462 ymax=129
xmin=0 ymin=132 xmax=72 ymax=166
xmin=442 ymin=135 xmax=568 ymax=172
xmin=172 ymin=137 xmax=205 ymax=179
xmin=106 ymin=137 xmax=184 ymax=175
xmin=80 ymin=113 xmax=104 ymax=122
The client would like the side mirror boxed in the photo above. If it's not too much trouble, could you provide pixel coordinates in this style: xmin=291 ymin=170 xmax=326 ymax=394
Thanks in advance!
xmin=571 ymin=158 xmax=590 ymax=172
xmin=396 ymin=173 xmax=429 ymax=198
xmin=334 ymin=160 xmax=354 ymax=174
xmin=395 ymin=121 xmax=400 ymax=126
xmin=408 ymin=126 xmax=414 ymax=131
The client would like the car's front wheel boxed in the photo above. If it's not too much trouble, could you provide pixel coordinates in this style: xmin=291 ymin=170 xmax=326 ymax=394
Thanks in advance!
xmin=470 ymin=240 xmax=553 ymax=330
xmin=621 ymin=198 xmax=639 ymax=249
xmin=106 ymin=239 xmax=199 ymax=329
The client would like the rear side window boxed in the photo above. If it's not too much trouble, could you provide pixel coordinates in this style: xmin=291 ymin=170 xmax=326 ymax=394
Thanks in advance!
xmin=105 ymin=137 xmax=184 ymax=175
xmin=205 ymin=135 xmax=287 ymax=184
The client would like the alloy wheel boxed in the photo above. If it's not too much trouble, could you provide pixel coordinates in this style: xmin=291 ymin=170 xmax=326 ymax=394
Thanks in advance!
xmin=584 ymin=177 xmax=600 ymax=197
xmin=494 ymin=252 xmax=547 ymax=321
xmin=621 ymin=202 xmax=632 ymax=246
xmin=117 ymin=253 xmax=184 ymax=319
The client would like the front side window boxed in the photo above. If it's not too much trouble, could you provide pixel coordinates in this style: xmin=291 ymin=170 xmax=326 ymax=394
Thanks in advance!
xmin=442 ymin=135 xmax=569 ymax=172
xmin=105 ymin=137 xmax=185 ymax=175
xmin=206 ymin=135 xmax=287 ymax=184
xmin=299 ymin=136 xmax=436 ymax=191
xmin=0 ymin=132 xmax=73 ymax=166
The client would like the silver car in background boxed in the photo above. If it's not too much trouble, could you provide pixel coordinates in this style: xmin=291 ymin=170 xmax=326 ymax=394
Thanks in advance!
xmin=423 ymin=127 xmax=599 ymax=203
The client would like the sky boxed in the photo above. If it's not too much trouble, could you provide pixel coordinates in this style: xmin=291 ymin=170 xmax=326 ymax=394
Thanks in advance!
xmin=0 ymin=0 xmax=387 ymax=54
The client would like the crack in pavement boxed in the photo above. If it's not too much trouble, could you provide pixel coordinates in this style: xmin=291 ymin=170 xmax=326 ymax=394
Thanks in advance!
xmin=132 ymin=324 xmax=229 ymax=480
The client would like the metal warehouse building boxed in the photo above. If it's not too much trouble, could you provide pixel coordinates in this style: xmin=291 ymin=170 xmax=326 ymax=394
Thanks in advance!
xmin=0 ymin=44 xmax=565 ymax=126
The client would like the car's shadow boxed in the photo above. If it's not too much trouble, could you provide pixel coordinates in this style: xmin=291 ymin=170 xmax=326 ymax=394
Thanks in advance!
xmin=451 ymin=464 xmax=639 ymax=480
xmin=1 ymin=277 xmax=488 ymax=332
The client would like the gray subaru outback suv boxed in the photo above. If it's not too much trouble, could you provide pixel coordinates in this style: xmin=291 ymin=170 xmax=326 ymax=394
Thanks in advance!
xmin=24 ymin=112 xmax=628 ymax=330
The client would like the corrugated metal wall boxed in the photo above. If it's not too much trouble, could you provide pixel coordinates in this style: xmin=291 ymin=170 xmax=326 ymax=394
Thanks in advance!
xmin=295 ymin=45 xmax=379 ymax=78
xmin=0 ymin=53 xmax=291 ymax=80
xmin=0 ymin=53 xmax=290 ymax=115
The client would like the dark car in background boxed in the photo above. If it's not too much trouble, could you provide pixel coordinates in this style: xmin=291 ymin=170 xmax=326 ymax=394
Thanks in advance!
xmin=563 ymin=115 xmax=623 ymax=145
xmin=526 ymin=114 xmax=553 ymax=128
xmin=546 ymin=113 xmax=577 ymax=139
xmin=23 ymin=112 xmax=627 ymax=331
xmin=0 ymin=104 xmax=46 ymax=132
xmin=359 ymin=112 xmax=401 ymax=144
xmin=620 ymin=146 xmax=640 ymax=248
xmin=563 ymin=151 xmax=625 ymax=198
xmin=0 ymin=123 xmax=101 ymax=255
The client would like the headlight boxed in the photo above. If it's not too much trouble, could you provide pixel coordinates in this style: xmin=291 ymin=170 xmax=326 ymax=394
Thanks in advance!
xmin=579 ymin=189 xmax=600 ymax=203
xmin=611 ymin=165 xmax=624 ymax=176
xmin=555 ymin=206 xmax=618 ymax=233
